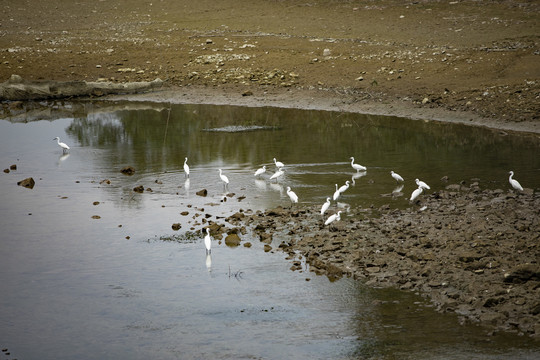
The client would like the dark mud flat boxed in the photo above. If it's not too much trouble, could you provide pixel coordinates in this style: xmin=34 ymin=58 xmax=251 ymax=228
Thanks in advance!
xmin=236 ymin=184 xmax=540 ymax=339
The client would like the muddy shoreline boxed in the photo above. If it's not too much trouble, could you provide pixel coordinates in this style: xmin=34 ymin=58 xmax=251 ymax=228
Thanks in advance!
xmin=106 ymin=84 xmax=540 ymax=135
xmin=225 ymin=183 xmax=539 ymax=339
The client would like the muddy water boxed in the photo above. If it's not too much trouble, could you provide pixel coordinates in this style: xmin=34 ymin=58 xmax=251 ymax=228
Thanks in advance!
xmin=0 ymin=102 xmax=539 ymax=360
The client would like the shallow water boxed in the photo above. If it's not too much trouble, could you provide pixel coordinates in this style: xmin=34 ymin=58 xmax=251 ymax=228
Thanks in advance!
xmin=0 ymin=102 xmax=539 ymax=359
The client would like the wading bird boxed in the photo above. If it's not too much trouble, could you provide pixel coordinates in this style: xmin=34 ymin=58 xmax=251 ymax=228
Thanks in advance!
xmin=410 ymin=186 xmax=423 ymax=203
xmin=415 ymin=178 xmax=430 ymax=190
xmin=350 ymin=157 xmax=366 ymax=172
xmin=204 ymin=228 xmax=212 ymax=254
xmin=53 ymin=137 xmax=70 ymax=153
xmin=320 ymin=197 xmax=331 ymax=217
xmin=338 ymin=180 xmax=350 ymax=194
xmin=508 ymin=171 xmax=523 ymax=192
xmin=286 ymin=186 xmax=298 ymax=206
xmin=273 ymin=158 xmax=284 ymax=169
xmin=391 ymin=171 xmax=404 ymax=183
xmin=270 ymin=168 xmax=284 ymax=182
xmin=254 ymin=165 xmax=266 ymax=177
xmin=219 ymin=169 xmax=229 ymax=188
xmin=333 ymin=184 xmax=341 ymax=201
xmin=324 ymin=210 xmax=342 ymax=227
xmin=183 ymin=157 xmax=190 ymax=178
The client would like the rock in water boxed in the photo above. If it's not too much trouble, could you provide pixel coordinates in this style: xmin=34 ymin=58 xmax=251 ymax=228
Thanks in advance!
xmin=17 ymin=177 xmax=35 ymax=189
xmin=225 ymin=233 xmax=241 ymax=247
xmin=196 ymin=189 xmax=208 ymax=197
xmin=120 ymin=166 xmax=135 ymax=175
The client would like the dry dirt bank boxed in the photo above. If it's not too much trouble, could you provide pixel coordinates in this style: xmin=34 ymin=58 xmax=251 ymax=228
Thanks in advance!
xmin=1 ymin=0 xmax=539 ymax=132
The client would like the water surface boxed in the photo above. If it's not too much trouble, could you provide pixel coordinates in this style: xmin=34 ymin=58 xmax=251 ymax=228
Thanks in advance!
xmin=0 ymin=102 xmax=539 ymax=359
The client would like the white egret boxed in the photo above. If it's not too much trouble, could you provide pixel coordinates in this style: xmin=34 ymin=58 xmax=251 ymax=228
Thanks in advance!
xmin=391 ymin=171 xmax=404 ymax=183
xmin=338 ymin=180 xmax=350 ymax=194
xmin=333 ymin=184 xmax=341 ymax=201
xmin=183 ymin=157 xmax=190 ymax=177
xmin=270 ymin=168 xmax=284 ymax=182
xmin=273 ymin=158 xmax=285 ymax=169
xmin=410 ymin=186 xmax=423 ymax=202
xmin=254 ymin=165 xmax=266 ymax=177
xmin=324 ymin=211 xmax=342 ymax=226
xmin=508 ymin=171 xmax=523 ymax=192
xmin=53 ymin=137 xmax=70 ymax=153
xmin=350 ymin=157 xmax=367 ymax=172
xmin=204 ymin=228 xmax=212 ymax=254
xmin=219 ymin=169 xmax=229 ymax=187
xmin=286 ymin=186 xmax=298 ymax=205
xmin=320 ymin=197 xmax=331 ymax=217
xmin=415 ymin=178 xmax=430 ymax=190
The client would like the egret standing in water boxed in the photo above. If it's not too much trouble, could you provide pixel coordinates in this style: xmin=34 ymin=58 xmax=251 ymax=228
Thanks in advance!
xmin=286 ymin=186 xmax=298 ymax=206
xmin=270 ymin=168 xmax=284 ymax=182
xmin=204 ymin=228 xmax=212 ymax=254
xmin=219 ymin=169 xmax=229 ymax=188
xmin=410 ymin=186 xmax=423 ymax=203
xmin=273 ymin=158 xmax=285 ymax=169
xmin=415 ymin=178 xmax=430 ymax=190
xmin=391 ymin=171 xmax=404 ymax=183
xmin=333 ymin=184 xmax=341 ymax=201
xmin=508 ymin=171 xmax=523 ymax=192
xmin=350 ymin=157 xmax=367 ymax=172
xmin=53 ymin=137 xmax=70 ymax=153
xmin=183 ymin=157 xmax=190 ymax=178
xmin=254 ymin=165 xmax=266 ymax=177
xmin=320 ymin=197 xmax=331 ymax=218
xmin=338 ymin=180 xmax=350 ymax=194
xmin=324 ymin=211 xmax=342 ymax=227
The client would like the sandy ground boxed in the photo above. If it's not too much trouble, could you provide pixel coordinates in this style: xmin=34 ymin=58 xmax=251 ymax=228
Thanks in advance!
xmin=1 ymin=0 xmax=539 ymax=339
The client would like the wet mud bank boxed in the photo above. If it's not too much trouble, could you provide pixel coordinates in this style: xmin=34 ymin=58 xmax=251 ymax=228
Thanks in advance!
xmin=237 ymin=184 xmax=540 ymax=338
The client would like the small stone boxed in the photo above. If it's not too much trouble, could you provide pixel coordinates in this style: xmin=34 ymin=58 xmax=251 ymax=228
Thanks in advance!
xmin=133 ymin=185 xmax=144 ymax=193
xmin=10 ymin=164 xmax=17 ymax=170
xmin=172 ymin=223 xmax=181 ymax=231
xmin=422 ymin=97 xmax=430 ymax=105
xmin=120 ymin=166 xmax=135 ymax=175
xmin=91 ymin=215 xmax=101 ymax=219
xmin=196 ymin=189 xmax=208 ymax=197
xmin=225 ymin=233 xmax=241 ymax=247
xmin=17 ymin=177 xmax=35 ymax=189
xmin=323 ymin=48 xmax=331 ymax=57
